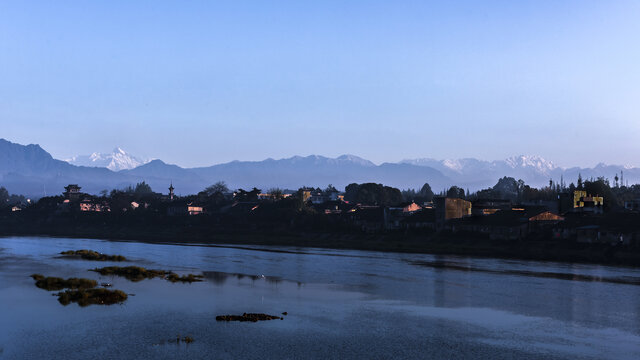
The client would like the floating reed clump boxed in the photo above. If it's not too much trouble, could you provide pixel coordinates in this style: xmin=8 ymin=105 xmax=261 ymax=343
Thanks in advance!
xmin=60 ymin=250 xmax=126 ymax=261
xmin=92 ymin=266 xmax=203 ymax=283
xmin=57 ymin=288 xmax=128 ymax=307
xmin=91 ymin=266 xmax=170 ymax=282
xmin=30 ymin=274 xmax=97 ymax=291
xmin=30 ymin=274 xmax=128 ymax=306
xmin=215 ymin=313 xmax=282 ymax=322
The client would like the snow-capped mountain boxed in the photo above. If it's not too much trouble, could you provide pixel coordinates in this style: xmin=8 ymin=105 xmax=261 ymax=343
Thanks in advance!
xmin=504 ymin=155 xmax=556 ymax=174
xmin=400 ymin=155 xmax=561 ymax=188
xmin=5 ymin=137 xmax=640 ymax=197
xmin=66 ymin=148 xmax=149 ymax=171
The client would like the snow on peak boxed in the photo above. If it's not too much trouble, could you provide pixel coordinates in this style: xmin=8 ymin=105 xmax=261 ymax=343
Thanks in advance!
xmin=66 ymin=147 xmax=149 ymax=171
xmin=505 ymin=155 xmax=556 ymax=172
xmin=442 ymin=159 xmax=463 ymax=171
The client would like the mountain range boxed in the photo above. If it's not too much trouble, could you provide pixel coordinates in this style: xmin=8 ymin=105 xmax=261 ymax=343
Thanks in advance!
xmin=1 ymin=138 xmax=638 ymax=198
xmin=66 ymin=147 xmax=149 ymax=171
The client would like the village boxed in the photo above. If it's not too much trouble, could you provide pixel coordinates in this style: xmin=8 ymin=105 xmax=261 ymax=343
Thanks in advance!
xmin=4 ymin=173 xmax=640 ymax=250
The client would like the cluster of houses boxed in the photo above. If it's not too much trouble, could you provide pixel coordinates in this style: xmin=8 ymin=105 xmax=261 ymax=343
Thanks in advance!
xmin=53 ymin=183 xmax=640 ymax=246
xmin=310 ymin=189 xmax=639 ymax=247
xmin=61 ymin=185 xmax=111 ymax=212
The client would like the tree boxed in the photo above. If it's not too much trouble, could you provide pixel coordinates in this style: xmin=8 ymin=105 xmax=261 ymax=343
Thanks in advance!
xmin=447 ymin=186 xmax=465 ymax=199
xmin=343 ymin=183 xmax=403 ymax=206
xmin=134 ymin=181 xmax=153 ymax=194
xmin=0 ymin=187 xmax=9 ymax=206
xmin=203 ymin=181 xmax=229 ymax=197
xmin=490 ymin=177 xmax=520 ymax=201
xmin=235 ymin=187 xmax=261 ymax=202
xmin=418 ymin=183 xmax=434 ymax=202
xmin=268 ymin=188 xmax=284 ymax=200
xmin=577 ymin=173 xmax=583 ymax=190
xmin=584 ymin=177 xmax=617 ymax=209
xmin=324 ymin=184 xmax=338 ymax=194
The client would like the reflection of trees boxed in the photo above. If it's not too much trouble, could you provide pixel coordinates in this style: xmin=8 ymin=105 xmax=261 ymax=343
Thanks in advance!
xmin=203 ymin=271 xmax=283 ymax=285
xmin=203 ymin=271 xmax=229 ymax=285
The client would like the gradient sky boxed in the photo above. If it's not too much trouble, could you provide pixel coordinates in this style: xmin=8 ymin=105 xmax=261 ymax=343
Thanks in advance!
xmin=1 ymin=1 xmax=639 ymax=168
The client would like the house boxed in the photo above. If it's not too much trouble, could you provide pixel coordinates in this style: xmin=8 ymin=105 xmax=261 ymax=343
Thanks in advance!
xmin=64 ymin=184 xmax=82 ymax=201
xmin=452 ymin=207 xmax=564 ymax=240
xmin=402 ymin=208 xmax=436 ymax=230
xmin=314 ymin=200 xmax=354 ymax=215
xmin=309 ymin=191 xmax=327 ymax=204
xmin=434 ymin=197 xmax=472 ymax=228
xmin=11 ymin=206 xmax=22 ymax=212
xmin=219 ymin=201 xmax=260 ymax=215
xmin=79 ymin=199 xmax=111 ymax=212
xmin=572 ymin=190 xmax=604 ymax=214
xmin=349 ymin=206 xmax=386 ymax=233
xmin=167 ymin=202 xmax=204 ymax=216
xmin=624 ymin=199 xmax=640 ymax=211
xmin=471 ymin=199 xmax=511 ymax=216
xmin=452 ymin=212 xmax=528 ymax=241
xmin=390 ymin=201 xmax=423 ymax=214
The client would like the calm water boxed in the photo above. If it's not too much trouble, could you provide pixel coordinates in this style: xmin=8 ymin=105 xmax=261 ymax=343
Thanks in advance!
xmin=1 ymin=236 xmax=640 ymax=359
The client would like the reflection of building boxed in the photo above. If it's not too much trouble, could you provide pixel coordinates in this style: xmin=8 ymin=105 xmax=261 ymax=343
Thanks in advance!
xmin=64 ymin=184 xmax=82 ymax=201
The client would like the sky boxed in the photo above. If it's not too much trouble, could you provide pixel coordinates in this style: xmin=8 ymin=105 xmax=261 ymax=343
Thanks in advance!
xmin=1 ymin=0 xmax=639 ymax=168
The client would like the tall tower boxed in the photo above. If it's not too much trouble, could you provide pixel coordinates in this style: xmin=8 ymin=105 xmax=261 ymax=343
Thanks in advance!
xmin=168 ymin=183 xmax=175 ymax=201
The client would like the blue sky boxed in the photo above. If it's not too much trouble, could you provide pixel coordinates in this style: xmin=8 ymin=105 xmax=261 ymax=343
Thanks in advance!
xmin=1 ymin=1 xmax=639 ymax=168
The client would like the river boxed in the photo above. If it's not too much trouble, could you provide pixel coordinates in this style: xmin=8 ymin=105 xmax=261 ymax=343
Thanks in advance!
xmin=1 ymin=236 xmax=639 ymax=359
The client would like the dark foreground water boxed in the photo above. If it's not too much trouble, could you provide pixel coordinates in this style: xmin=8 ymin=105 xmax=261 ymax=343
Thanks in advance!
xmin=1 ymin=236 xmax=640 ymax=359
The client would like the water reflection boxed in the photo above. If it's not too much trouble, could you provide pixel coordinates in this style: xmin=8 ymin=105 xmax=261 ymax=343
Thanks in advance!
xmin=410 ymin=259 xmax=640 ymax=285
xmin=1 ymin=236 xmax=640 ymax=359
xmin=202 ymin=270 xmax=283 ymax=285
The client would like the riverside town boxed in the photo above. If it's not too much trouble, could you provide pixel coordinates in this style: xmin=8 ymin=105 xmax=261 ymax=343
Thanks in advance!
xmin=2 ymin=174 xmax=640 ymax=266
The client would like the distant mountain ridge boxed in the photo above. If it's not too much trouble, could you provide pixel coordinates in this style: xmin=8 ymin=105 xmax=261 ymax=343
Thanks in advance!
xmin=2 ymin=138 xmax=640 ymax=197
xmin=66 ymin=147 xmax=149 ymax=171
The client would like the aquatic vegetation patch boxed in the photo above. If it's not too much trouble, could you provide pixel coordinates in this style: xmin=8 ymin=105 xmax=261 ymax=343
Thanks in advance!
xmin=60 ymin=249 xmax=126 ymax=261
xmin=31 ymin=274 xmax=97 ymax=291
xmin=57 ymin=288 xmax=128 ymax=306
xmin=216 ymin=313 xmax=282 ymax=322
xmin=91 ymin=266 xmax=203 ymax=283
xmin=91 ymin=266 xmax=170 ymax=281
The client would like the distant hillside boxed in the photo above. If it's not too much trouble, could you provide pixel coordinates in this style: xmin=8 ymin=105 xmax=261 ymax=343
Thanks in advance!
xmin=3 ymin=138 xmax=640 ymax=197
xmin=190 ymin=155 xmax=451 ymax=191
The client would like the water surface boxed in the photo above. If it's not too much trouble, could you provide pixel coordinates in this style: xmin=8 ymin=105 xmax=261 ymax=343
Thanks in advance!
xmin=1 ymin=236 xmax=639 ymax=359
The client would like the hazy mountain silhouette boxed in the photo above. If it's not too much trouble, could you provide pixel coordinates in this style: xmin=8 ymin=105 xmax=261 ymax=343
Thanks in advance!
xmin=2 ymin=138 xmax=640 ymax=197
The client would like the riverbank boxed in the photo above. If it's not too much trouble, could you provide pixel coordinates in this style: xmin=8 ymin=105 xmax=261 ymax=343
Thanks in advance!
xmin=2 ymin=223 xmax=640 ymax=267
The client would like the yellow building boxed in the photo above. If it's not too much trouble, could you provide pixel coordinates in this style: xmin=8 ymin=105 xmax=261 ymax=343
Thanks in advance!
xmin=573 ymin=190 xmax=603 ymax=208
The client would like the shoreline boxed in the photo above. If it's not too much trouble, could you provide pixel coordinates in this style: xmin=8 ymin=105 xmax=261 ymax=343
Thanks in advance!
xmin=3 ymin=227 xmax=640 ymax=268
